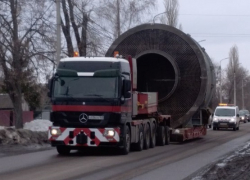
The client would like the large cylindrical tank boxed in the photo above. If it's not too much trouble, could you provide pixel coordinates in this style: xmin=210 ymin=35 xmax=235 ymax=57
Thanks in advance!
xmin=106 ymin=24 xmax=215 ymax=128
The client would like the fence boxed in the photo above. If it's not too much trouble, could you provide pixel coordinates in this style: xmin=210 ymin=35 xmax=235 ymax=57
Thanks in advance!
xmin=0 ymin=110 xmax=33 ymax=126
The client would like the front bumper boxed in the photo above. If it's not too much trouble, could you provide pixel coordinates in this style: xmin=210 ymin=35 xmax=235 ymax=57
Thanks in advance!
xmin=213 ymin=122 xmax=236 ymax=128
xmin=48 ymin=127 xmax=121 ymax=147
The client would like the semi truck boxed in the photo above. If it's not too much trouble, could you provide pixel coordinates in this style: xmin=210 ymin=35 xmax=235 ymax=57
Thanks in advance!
xmin=47 ymin=24 xmax=215 ymax=155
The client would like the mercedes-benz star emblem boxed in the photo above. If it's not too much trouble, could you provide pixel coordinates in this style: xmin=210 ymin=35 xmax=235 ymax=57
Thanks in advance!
xmin=79 ymin=113 xmax=88 ymax=123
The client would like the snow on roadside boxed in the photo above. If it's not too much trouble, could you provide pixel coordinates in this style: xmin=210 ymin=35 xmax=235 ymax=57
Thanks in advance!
xmin=23 ymin=119 xmax=52 ymax=132
xmin=192 ymin=141 xmax=250 ymax=180
xmin=0 ymin=119 xmax=52 ymax=145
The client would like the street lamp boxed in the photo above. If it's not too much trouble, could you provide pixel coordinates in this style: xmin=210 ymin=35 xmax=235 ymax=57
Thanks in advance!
xmin=220 ymin=58 xmax=229 ymax=103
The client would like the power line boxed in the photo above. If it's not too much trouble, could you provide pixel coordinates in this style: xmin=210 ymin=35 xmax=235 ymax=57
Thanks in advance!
xmin=180 ymin=14 xmax=250 ymax=17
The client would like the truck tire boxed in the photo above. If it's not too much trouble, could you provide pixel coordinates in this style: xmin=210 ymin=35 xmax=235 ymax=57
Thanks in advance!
xmin=157 ymin=126 xmax=165 ymax=146
xmin=120 ymin=125 xmax=131 ymax=155
xmin=144 ymin=123 xmax=150 ymax=150
xmin=57 ymin=146 xmax=71 ymax=155
xmin=134 ymin=126 xmax=144 ymax=151
xmin=150 ymin=123 xmax=156 ymax=148
xmin=213 ymin=127 xmax=216 ymax=130
xmin=165 ymin=126 xmax=170 ymax=145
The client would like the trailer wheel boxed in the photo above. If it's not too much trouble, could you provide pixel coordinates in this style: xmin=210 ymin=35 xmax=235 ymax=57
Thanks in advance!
xmin=165 ymin=126 xmax=170 ymax=145
xmin=120 ymin=125 xmax=131 ymax=155
xmin=56 ymin=146 xmax=71 ymax=155
xmin=157 ymin=126 xmax=165 ymax=146
xmin=134 ymin=126 xmax=144 ymax=151
xmin=150 ymin=123 xmax=156 ymax=148
xmin=144 ymin=123 xmax=150 ymax=150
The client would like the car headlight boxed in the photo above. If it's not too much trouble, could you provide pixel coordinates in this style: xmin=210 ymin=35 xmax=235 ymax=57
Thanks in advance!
xmin=230 ymin=118 xmax=236 ymax=123
xmin=242 ymin=117 xmax=245 ymax=120
xmin=213 ymin=118 xmax=218 ymax=122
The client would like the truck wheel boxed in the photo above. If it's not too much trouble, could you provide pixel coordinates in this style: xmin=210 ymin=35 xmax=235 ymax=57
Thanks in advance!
xmin=233 ymin=126 xmax=236 ymax=131
xmin=150 ymin=123 xmax=156 ymax=148
xmin=134 ymin=126 xmax=144 ymax=151
xmin=213 ymin=127 xmax=216 ymax=130
xmin=144 ymin=123 xmax=150 ymax=150
xmin=157 ymin=126 xmax=165 ymax=146
xmin=57 ymin=146 xmax=71 ymax=155
xmin=165 ymin=126 xmax=170 ymax=145
xmin=120 ymin=125 xmax=131 ymax=155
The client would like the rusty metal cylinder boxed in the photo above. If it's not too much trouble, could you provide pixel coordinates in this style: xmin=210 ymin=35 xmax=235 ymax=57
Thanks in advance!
xmin=106 ymin=24 xmax=215 ymax=128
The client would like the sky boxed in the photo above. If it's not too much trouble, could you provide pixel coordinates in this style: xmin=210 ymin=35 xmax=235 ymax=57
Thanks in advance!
xmin=156 ymin=0 xmax=250 ymax=71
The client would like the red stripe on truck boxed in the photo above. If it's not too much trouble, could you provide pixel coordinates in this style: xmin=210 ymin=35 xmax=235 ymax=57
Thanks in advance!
xmin=52 ymin=105 xmax=131 ymax=112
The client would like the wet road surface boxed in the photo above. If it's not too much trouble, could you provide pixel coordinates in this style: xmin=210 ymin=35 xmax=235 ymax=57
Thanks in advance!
xmin=0 ymin=123 xmax=250 ymax=180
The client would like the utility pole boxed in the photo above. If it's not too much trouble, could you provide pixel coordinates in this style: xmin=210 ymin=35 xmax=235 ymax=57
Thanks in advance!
xmin=242 ymin=79 xmax=245 ymax=109
xmin=56 ymin=0 xmax=61 ymax=65
xmin=234 ymin=63 xmax=236 ymax=106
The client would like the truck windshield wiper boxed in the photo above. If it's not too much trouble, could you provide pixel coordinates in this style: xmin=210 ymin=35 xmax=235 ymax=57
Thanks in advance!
xmin=84 ymin=94 xmax=112 ymax=102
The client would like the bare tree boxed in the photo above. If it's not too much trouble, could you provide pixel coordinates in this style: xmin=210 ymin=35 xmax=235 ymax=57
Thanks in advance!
xmin=95 ymin=0 xmax=156 ymax=39
xmin=223 ymin=45 xmax=248 ymax=107
xmin=0 ymin=0 xmax=55 ymax=128
xmin=160 ymin=0 xmax=179 ymax=27
xmin=178 ymin=23 xmax=183 ymax=31
xmin=60 ymin=0 xmax=93 ymax=57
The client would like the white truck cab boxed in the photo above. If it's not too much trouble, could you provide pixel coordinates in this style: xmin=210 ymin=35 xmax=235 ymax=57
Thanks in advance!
xmin=212 ymin=104 xmax=240 ymax=131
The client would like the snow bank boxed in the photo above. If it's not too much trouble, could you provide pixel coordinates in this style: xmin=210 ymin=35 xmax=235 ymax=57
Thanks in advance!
xmin=24 ymin=119 xmax=52 ymax=132
xmin=0 ymin=119 xmax=52 ymax=145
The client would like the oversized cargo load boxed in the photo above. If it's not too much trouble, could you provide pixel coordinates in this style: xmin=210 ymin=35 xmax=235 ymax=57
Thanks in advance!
xmin=106 ymin=23 xmax=216 ymax=128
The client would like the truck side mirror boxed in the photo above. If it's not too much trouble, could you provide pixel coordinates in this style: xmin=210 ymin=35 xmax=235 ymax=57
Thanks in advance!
xmin=123 ymin=80 xmax=131 ymax=98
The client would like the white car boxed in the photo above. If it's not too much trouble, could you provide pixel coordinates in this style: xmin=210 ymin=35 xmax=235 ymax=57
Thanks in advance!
xmin=212 ymin=105 xmax=240 ymax=131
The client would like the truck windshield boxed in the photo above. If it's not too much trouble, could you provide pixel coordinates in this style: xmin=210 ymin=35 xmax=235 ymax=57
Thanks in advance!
xmin=53 ymin=76 xmax=118 ymax=98
xmin=215 ymin=108 xmax=235 ymax=117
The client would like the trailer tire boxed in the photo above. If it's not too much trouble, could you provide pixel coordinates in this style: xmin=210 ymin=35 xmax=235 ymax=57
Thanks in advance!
xmin=157 ymin=126 xmax=165 ymax=146
xmin=57 ymin=146 xmax=71 ymax=155
xmin=165 ymin=126 xmax=170 ymax=145
xmin=134 ymin=126 xmax=144 ymax=151
xmin=144 ymin=123 xmax=150 ymax=150
xmin=150 ymin=123 xmax=156 ymax=148
xmin=120 ymin=125 xmax=131 ymax=155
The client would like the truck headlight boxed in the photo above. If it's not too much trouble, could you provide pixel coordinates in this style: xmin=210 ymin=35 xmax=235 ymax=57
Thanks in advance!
xmin=50 ymin=128 xmax=61 ymax=136
xmin=242 ymin=117 xmax=245 ymax=120
xmin=213 ymin=118 xmax=218 ymax=122
xmin=104 ymin=129 xmax=115 ymax=137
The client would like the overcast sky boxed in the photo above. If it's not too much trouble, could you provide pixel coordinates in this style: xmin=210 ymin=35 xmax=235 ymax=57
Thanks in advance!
xmin=156 ymin=0 xmax=250 ymax=70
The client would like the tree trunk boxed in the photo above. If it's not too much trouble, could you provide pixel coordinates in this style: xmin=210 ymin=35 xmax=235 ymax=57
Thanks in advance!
xmin=116 ymin=0 xmax=121 ymax=38
xmin=8 ymin=81 xmax=23 ymax=129
xmin=80 ymin=12 xmax=88 ymax=56
xmin=13 ymin=94 xmax=23 ymax=129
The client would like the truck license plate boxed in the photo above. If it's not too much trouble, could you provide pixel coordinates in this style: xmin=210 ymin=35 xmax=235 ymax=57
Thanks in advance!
xmin=220 ymin=123 xmax=227 ymax=126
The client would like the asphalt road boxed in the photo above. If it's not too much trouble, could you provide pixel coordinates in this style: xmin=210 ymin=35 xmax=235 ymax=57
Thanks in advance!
xmin=1 ymin=123 xmax=250 ymax=180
